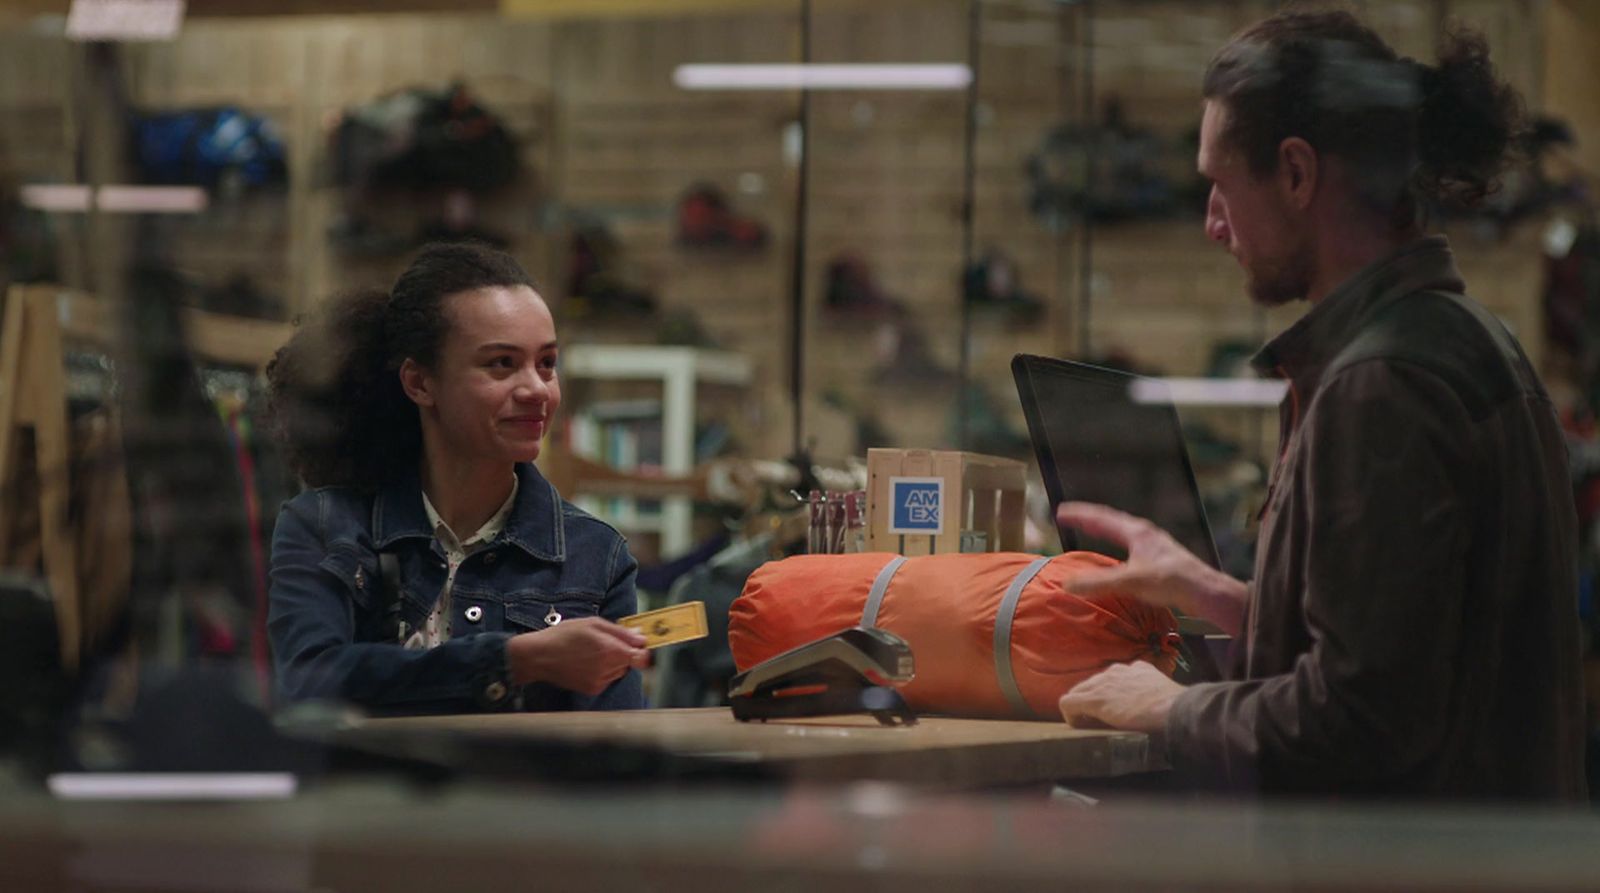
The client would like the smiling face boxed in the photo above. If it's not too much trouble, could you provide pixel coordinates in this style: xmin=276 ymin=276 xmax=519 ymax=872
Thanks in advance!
xmin=403 ymin=284 xmax=561 ymax=468
xmin=1198 ymin=100 xmax=1311 ymax=307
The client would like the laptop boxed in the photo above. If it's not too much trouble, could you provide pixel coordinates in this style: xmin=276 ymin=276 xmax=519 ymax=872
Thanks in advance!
xmin=1011 ymin=354 xmax=1229 ymax=679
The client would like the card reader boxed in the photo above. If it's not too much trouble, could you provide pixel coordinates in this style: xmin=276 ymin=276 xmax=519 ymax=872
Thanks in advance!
xmin=728 ymin=626 xmax=917 ymax=726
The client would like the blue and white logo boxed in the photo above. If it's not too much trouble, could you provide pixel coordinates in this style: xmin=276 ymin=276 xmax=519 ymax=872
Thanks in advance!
xmin=889 ymin=477 xmax=944 ymax=534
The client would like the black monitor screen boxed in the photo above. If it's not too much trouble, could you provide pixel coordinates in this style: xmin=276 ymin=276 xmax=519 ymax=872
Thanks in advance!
xmin=1012 ymin=355 xmax=1221 ymax=569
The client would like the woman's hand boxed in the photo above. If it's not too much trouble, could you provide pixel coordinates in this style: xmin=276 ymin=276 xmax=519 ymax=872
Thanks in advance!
xmin=1056 ymin=502 xmax=1248 ymax=637
xmin=506 ymin=618 xmax=649 ymax=696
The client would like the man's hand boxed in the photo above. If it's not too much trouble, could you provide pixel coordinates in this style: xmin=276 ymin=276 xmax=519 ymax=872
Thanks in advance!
xmin=506 ymin=617 xmax=650 ymax=696
xmin=1056 ymin=502 xmax=1247 ymax=636
xmin=1059 ymin=660 xmax=1184 ymax=733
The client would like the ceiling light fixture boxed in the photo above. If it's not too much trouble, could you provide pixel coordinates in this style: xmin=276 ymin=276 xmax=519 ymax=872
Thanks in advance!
xmin=22 ymin=184 xmax=208 ymax=214
xmin=674 ymin=63 xmax=972 ymax=91
xmin=65 ymin=0 xmax=186 ymax=42
xmin=1129 ymin=378 xmax=1288 ymax=408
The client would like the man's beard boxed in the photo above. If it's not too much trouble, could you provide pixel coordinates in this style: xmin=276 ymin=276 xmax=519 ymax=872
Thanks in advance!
xmin=1244 ymin=250 xmax=1311 ymax=307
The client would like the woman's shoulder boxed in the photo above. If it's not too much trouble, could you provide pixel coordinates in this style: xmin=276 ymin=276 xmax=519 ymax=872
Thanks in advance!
xmin=553 ymin=498 xmax=636 ymax=579
xmin=521 ymin=463 xmax=625 ymax=546
xmin=277 ymin=484 xmax=379 ymax=538
xmin=558 ymin=497 xmax=627 ymax=545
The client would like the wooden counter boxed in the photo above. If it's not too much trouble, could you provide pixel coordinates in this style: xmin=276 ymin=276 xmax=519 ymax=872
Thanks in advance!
xmin=348 ymin=707 xmax=1166 ymax=788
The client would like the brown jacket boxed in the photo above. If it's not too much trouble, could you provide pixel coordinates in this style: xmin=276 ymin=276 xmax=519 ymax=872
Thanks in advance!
xmin=1166 ymin=237 xmax=1588 ymax=801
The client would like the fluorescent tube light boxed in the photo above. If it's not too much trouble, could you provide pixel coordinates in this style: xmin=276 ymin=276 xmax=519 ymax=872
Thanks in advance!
xmin=66 ymin=0 xmax=185 ymax=41
xmin=48 ymin=773 xmax=297 ymax=801
xmin=22 ymin=184 xmax=207 ymax=214
xmin=98 ymin=185 xmax=208 ymax=213
xmin=20 ymin=185 xmax=91 ymax=212
xmin=1129 ymin=377 xmax=1288 ymax=407
xmin=674 ymin=63 xmax=972 ymax=91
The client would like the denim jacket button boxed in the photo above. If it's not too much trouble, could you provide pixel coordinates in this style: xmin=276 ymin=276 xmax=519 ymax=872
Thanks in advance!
xmin=545 ymin=610 xmax=562 ymax=626
xmin=484 ymin=681 xmax=508 ymax=702
xmin=464 ymin=605 xmax=483 ymax=623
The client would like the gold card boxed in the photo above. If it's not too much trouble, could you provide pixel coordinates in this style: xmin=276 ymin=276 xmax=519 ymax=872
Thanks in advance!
xmin=619 ymin=601 xmax=708 ymax=649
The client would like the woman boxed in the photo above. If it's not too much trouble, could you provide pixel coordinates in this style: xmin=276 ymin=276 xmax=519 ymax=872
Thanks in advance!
xmin=266 ymin=242 xmax=647 ymax=714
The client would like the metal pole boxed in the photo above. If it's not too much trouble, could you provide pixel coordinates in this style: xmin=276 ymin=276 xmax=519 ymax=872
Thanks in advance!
xmin=787 ymin=0 xmax=813 ymax=456
xmin=957 ymin=0 xmax=982 ymax=450
xmin=1076 ymin=0 xmax=1095 ymax=358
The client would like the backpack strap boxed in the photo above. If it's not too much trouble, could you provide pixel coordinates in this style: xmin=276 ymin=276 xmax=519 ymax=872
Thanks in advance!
xmin=378 ymin=551 xmax=407 ymax=644
xmin=994 ymin=556 xmax=1053 ymax=718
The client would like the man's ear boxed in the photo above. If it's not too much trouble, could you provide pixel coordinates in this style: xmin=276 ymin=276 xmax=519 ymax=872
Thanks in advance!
xmin=1277 ymin=137 xmax=1318 ymax=210
xmin=399 ymin=358 xmax=435 ymax=408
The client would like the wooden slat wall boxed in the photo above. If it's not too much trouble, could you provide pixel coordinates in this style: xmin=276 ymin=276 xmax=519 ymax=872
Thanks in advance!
xmin=0 ymin=0 xmax=1557 ymax=461
xmin=1544 ymin=0 xmax=1600 ymax=181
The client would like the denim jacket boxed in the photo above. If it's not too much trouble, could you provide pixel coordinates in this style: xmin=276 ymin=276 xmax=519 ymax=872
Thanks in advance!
xmin=268 ymin=461 xmax=643 ymax=714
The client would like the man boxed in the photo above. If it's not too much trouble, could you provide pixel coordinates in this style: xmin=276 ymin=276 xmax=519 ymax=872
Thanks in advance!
xmin=1056 ymin=10 xmax=1587 ymax=800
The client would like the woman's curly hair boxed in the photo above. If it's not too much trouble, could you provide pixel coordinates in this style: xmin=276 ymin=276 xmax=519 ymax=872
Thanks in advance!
xmin=266 ymin=242 xmax=535 ymax=490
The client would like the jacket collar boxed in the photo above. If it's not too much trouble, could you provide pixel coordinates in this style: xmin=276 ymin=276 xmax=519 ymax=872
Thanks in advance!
xmin=1252 ymin=235 xmax=1466 ymax=393
xmin=372 ymin=461 xmax=566 ymax=563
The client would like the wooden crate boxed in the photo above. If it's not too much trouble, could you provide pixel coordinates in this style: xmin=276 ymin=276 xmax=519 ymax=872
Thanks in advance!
xmin=865 ymin=448 xmax=1026 ymax=557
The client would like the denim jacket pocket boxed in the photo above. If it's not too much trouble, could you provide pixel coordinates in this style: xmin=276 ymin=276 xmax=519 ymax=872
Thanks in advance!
xmin=449 ymin=585 xmax=520 ymax=635
xmin=503 ymin=593 xmax=601 ymax=632
xmin=319 ymin=546 xmax=380 ymax=612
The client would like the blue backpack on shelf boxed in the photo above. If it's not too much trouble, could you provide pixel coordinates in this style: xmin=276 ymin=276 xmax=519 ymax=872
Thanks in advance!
xmin=132 ymin=107 xmax=288 ymax=190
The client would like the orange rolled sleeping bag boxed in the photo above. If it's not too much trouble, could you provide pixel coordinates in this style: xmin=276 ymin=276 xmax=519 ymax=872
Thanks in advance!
xmin=728 ymin=551 xmax=1181 ymax=720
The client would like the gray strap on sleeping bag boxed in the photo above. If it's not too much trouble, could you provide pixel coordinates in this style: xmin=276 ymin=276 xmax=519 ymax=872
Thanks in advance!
xmin=994 ymin=556 xmax=1052 ymax=717
xmin=860 ymin=555 xmax=907 ymax=628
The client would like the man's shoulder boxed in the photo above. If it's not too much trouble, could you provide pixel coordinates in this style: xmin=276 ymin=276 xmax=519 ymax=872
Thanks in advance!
xmin=1327 ymin=289 xmax=1530 ymax=417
